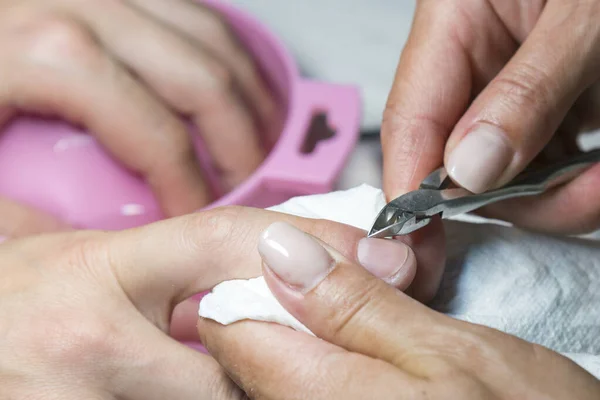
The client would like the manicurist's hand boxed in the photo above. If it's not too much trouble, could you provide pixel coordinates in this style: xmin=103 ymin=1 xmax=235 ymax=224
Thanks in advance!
xmin=199 ymin=222 xmax=600 ymax=399
xmin=0 ymin=206 xmax=417 ymax=398
xmin=0 ymin=0 xmax=276 ymax=237
xmin=381 ymin=0 xmax=600 ymax=300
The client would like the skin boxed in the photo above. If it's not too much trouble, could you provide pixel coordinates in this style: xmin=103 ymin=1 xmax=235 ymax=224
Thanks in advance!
xmin=383 ymin=0 xmax=600 ymax=302
xmin=199 ymin=225 xmax=600 ymax=400
xmin=0 ymin=207 xmax=395 ymax=399
xmin=0 ymin=0 xmax=276 ymax=237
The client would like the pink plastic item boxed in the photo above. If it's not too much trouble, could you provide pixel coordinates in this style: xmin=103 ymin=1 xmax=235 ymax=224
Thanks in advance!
xmin=0 ymin=0 xmax=361 ymax=230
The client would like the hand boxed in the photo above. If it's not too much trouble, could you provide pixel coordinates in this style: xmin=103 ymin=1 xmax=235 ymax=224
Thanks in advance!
xmin=199 ymin=222 xmax=600 ymax=399
xmin=0 ymin=206 xmax=418 ymax=398
xmin=381 ymin=1 xmax=600 ymax=299
xmin=0 ymin=0 xmax=276 ymax=237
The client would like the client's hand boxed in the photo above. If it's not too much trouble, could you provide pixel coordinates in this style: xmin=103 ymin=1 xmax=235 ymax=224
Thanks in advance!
xmin=0 ymin=0 xmax=275 ymax=238
xmin=0 ymin=207 xmax=416 ymax=399
xmin=200 ymin=222 xmax=600 ymax=399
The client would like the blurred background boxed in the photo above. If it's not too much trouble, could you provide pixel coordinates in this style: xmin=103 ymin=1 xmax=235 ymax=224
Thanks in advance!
xmin=229 ymin=0 xmax=417 ymax=190
xmin=229 ymin=0 xmax=600 ymax=191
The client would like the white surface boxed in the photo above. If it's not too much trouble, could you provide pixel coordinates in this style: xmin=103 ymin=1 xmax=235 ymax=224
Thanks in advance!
xmin=200 ymin=184 xmax=600 ymax=379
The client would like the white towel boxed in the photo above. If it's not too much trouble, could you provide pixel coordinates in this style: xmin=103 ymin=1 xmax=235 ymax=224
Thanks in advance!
xmin=199 ymin=184 xmax=600 ymax=379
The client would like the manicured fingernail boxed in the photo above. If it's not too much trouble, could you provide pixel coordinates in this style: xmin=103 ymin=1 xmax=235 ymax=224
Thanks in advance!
xmin=0 ymin=235 xmax=8 ymax=244
xmin=357 ymin=238 xmax=411 ymax=283
xmin=258 ymin=222 xmax=334 ymax=293
xmin=447 ymin=123 xmax=513 ymax=193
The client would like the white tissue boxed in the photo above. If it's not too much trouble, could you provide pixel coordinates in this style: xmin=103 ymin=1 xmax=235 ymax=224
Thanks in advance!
xmin=199 ymin=184 xmax=600 ymax=379
xmin=198 ymin=277 xmax=313 ymax=335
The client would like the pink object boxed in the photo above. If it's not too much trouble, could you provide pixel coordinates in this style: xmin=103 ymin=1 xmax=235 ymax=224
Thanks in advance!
xmin=0 ymin=0 xmax=361 ymax=231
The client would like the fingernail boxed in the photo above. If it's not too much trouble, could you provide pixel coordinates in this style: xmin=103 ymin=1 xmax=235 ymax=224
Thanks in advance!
xmin=0 ymin=235 xmax=8 ymax=244
xmin=447 ymin=123 xmax=513 ymax=193
xmin=357 ymin=238 xmax=411 ymax=283
xmin=258 ymin=222 xmax=334 ymax=293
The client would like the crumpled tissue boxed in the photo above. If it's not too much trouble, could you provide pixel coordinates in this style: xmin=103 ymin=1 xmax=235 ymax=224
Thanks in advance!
xmin=199 ymin=184 xmax=600 ymax=379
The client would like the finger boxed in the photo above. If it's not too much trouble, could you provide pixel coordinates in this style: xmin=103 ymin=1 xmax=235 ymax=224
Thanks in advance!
xmin=443 ymin=1 xmax=600 ymax=193
xmin=255 ymin=222 xmax=448 ymax=372
xmin=0 ymin=197 xmax=70 ymax=237
xmin=71 ymin=1 xmax=265 ymax=189
xmin=128 ymin=0 xmax=277 ymax=129
xmin=381 ymin=0 xmax=518 ymax=198
xmin=478 ymin=162 xmax=600 ymax=234
xmin=381 ymin=1 xmax=484 ymax=302
xmin=0 ymin=14 xmax=211 ymax=216
xmin=199 ymin=320 xmax=412 ymax=400
xmin=102 ymin=206 xmax=415 ymax=331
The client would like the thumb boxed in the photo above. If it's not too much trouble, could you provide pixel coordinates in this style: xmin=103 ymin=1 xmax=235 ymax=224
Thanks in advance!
xmin=256 ymin=221 xmax=439 ymax=367
xmin=444 ymin=1 xmax=600 ymax=193
xmin=96 ymin=206 xmax=416 ymax=333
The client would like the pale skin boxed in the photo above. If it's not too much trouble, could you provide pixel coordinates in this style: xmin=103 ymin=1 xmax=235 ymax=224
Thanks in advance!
xmin=0 ymin=208 xmax=375 ymax=399
xmin=2 ymin=0 xmax=600 ymax=398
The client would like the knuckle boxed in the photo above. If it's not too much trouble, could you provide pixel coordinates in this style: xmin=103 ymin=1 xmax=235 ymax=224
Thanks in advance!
xmin=182 ymin=206 xmax=247 ymax=252
xmin=199 ymin=8 xmax=234 ymax=43
xmin=57 ymin=233 xmax=111 ymax=275
xmin=382 ymin=103 xmax=452 ymax=136
xmin=437 ymin=322 xmax=517 ymax=377
xmin=163 ymin=61 xmax=236 ymax=114
xmin=16 ymin=15 xmax=101 ymax=68
xmin=325 ymin=277 xmax=385 ymax=342
xmin=206 ymin=63 xmax=237 ymax=98
xmin=491 ymin=63 xmax=553 ymax=114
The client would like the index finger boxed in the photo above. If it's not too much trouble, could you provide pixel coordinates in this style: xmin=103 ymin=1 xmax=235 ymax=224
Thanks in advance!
xmin=382 ymin=2 xmax=472 ymax=198
xmin=381 ymin=2 xmax=474 ymax=302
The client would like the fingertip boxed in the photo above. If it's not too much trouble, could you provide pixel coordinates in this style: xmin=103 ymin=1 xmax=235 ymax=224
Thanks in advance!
xmin=356 ymin=238 xmax=417 ymax=291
